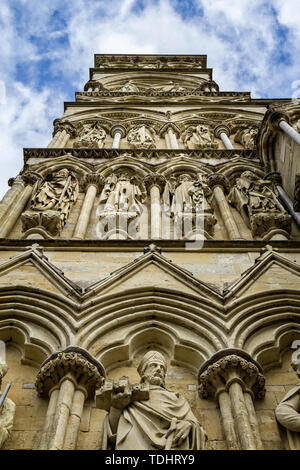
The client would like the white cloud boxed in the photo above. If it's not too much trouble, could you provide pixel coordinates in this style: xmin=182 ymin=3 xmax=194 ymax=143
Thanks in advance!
xmin=0 ymin=0 xmax=300 ymax=200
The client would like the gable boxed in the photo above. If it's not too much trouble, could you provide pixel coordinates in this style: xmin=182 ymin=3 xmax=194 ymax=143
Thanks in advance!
xmin=96 ymin=262 xmax=204 ymax=297
xmin=0 ymin=259 xmax=66 ymax=296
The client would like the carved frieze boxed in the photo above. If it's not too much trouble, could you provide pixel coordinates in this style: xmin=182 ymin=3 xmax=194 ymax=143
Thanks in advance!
xmin=182 ymin=124 xmax=219 ymax=150
xmin=127 ymin=125 xmax=157 ymax=149
xmin=21 ymin=169 xmax=79 ymax=237
xmin=73 ymin=122 xmax=106 ymax=149
xmin=234 ymin=126 xmax=259 ymax=149
xmin=228 ymin=170 xmax=291 ymax=237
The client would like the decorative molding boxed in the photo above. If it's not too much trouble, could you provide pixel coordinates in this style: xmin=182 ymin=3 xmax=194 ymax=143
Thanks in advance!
xmin=198 ymin=351 xmax=265 ymax=400
xmin=35 ymin=346 xmax=105 ymax=398
xmin=24 ymin=148 xmax=258 ymax=163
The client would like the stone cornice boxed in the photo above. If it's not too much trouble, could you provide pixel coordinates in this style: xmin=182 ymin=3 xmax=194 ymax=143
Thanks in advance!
xmin=75 ymin=90 xmax=251 ymax=99
xmin=23 ymin=148 xmax=257 ymax=164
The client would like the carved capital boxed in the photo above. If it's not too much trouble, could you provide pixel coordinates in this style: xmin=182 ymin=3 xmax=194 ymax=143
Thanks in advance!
xmin=143 ymin=173 xmax=166 ymax=192
xmin=81 ymin=173 xmax=105 ymax=194
xmin=250 ymin=212 xmax=291 ymax=237
xmin=110 ymin=124 xmax=126 ymax=138
xmin=8 ymin=175 xmax=24 ymax=188
xmin=21 ymin=171 xmax=43 ymax=186
xmin=206 ymin=173 xmax=230 ymax=193
xmin=53 ymin=120 xmax=77 ymax=138
xmin=198 ymin=350 xmax=265 ymax=401
xmin=264 ymin=172 xmax=282 ymax=187
xmin=270 ymin=111 xmax=290 ymax=130
xmin=35 ymin=346 xmax=105 ymax=398
xmin=214 ymin=124 xmax=230 ymax=139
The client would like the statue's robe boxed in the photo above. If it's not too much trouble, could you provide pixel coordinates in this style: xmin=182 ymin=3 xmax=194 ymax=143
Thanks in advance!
xmin=101 ymin=385 xmax=207 ymax=450
xmin=275 ymin=383 xmax=300 ymax=449
xmin=100 ymin=180 xmax=142 ymax=214
xmin=0 ymin=394 xmax=15 ymax=449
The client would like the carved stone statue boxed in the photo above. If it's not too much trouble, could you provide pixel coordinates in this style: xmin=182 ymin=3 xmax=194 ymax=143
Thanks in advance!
xmin=73 ymin=122 xmax=106 ymax=149
xmin=97 ymin=171 xmax=146 ymax=239
xmin=100 ymin=351 xmax=207 ymax=450
xmin=228 ymin=171 xmax=291 ymax=237
xmin=163 ymin=174 xmax=207 ymax=216
xmin=0 ymin=364 xmax=15 ymax=449
xmin=22 ymin=169 xmax=79 ymax=236
xmin=183 ymin=124 xmax=218 ymax=149
xmin=275 ymin=360 xmax=300 ymax=449
xmin=119 ymin=81 xmax=139 ymax=93
xmin=127 ymin=125 xmax=156 ymax=149
xmin=162 ymin=174 xmax=215 ymax=238
xmin=234 ymin=127 xmax=258 ymax=149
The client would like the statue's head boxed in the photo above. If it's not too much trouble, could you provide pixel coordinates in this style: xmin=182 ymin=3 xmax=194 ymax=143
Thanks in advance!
xmin=241 ymin=171 xmax=256 ymax=181
xmin=55 ymin=169 xmax=69 ymax=179
xmin=179 ymin=174 xmax=192 ymax=183
xmin=138 ymin=351 xmax=167 ymax=386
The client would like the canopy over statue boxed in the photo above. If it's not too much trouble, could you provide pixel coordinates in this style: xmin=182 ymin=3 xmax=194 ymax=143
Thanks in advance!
xmin=100 ymin=351 xmax=207 ymax=450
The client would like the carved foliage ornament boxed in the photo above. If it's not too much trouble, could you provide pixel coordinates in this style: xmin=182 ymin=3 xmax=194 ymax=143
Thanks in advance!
xmin=198 ymin=354 xmax=266 ymax=400
xmin=35 ymin=351 xmax=105 ymax=398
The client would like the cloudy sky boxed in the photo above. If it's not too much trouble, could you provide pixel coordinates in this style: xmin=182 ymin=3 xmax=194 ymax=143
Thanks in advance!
xmin=0 ymin=0 xmax=299 ymax=198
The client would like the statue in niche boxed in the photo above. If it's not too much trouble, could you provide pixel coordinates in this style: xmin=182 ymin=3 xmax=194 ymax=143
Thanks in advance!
xmin=183 ymin=124 xmax=218 ymax=149
xmin=275 ymin=359 xmax=300 ymax=449
xmin=127 ymin=125 xmax=156 ymax=149
xmin=119 ymin=81 xmax=139 ymax=93
xmin=163 ymin=174 xmax=210 ymax=216
xmin=100 ymin=351 xmax=207 ymax=450
xmin=0 ymin=364 xmax=15 ymax=449
xmin=228 ymin=171 xmax=284 ymax=224
xmin=228 ymin=170 xmax=291 ymax=237
xmin=22 ymin=169 xmax=79 ymax=236
xmin=162 ymin=174 xmax=215 ymax=238
xmin=74 ymin=122 xmax=106 ymax=149
xmin=97 ymin=171 xmax=146 ymax=239
xmin=234 ymin=126 xmax=258 ymax=149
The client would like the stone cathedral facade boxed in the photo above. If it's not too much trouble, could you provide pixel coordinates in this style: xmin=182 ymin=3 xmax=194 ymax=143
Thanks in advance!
xmin=0 ymin=54 xmax=300 ymax=450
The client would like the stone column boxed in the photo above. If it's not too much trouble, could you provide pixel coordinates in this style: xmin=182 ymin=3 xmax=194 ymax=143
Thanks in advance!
xmin=111 ymin=125 xmax=126 ymax=149
xmin=0 ymin=171 xmax=42 ymax=238
xmin=198 ymin=349 xmax=265 ymax=450
xmin=166 ymin=128 xmax=179 ymax=149
xmin=0 ymin=175 xmax=25 ymax=222
xmin=48 ymin=121 xmax=76 ymax=149
xmin=73 ymin=173 xmax=105 ymax=240
xmin=143 ymin=174 xmax=166 ymax=239
xmin=207 ymin=174 xmax=242 ymax=240
xmin=214 ymin=124 xmax=234 ymax=150
xmin=271 ymin=112 xmax=300 ymax=147
xmin=35 ymin=346 xmax=105 ymax=450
